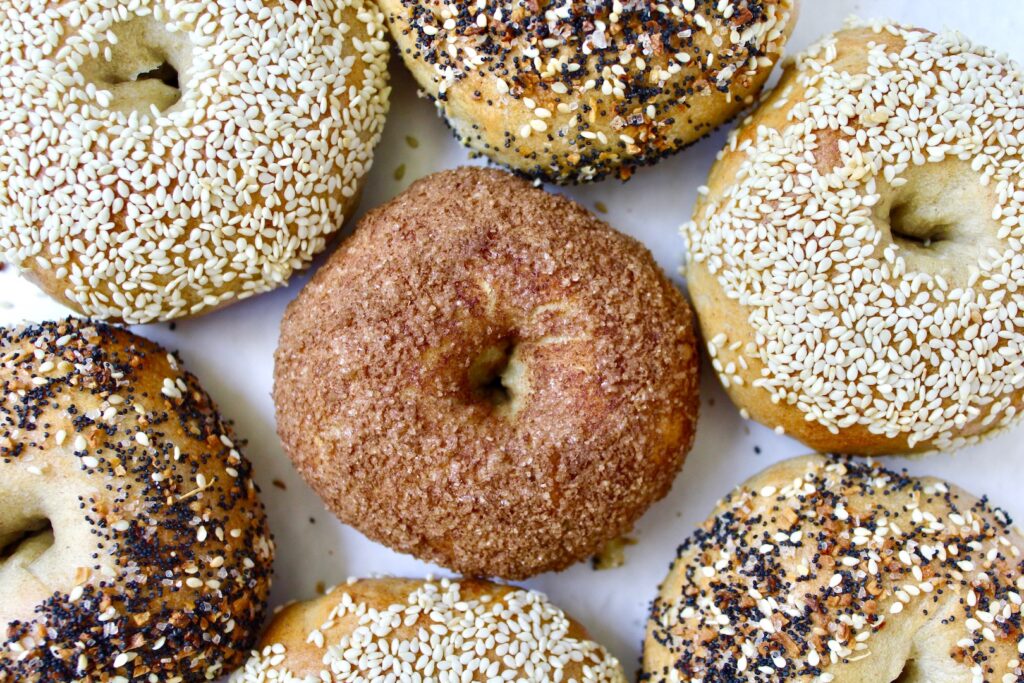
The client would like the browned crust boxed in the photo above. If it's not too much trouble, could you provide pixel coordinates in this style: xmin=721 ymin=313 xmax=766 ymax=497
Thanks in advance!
xmin=380 ymin=0 xmax=798 ymax=183
xmin=687 ymin=25 xmax=1024 ymax=454
xmin=273 ymin=167 xmax=700 ymax=579
xmin=235 ymin=577 xmax=626 ymax=681
xmin=689 ymin=26 xmax=910 ymax=455
xmin=643 ymin=455 xmax=1024 ymax=682
xmin=0 ymin=318 xmax=274 ymax=681
xmin=260 ymin=579 xmax=599 ymax=679
xmin=0 ymin=0 xmax=388 ymax=324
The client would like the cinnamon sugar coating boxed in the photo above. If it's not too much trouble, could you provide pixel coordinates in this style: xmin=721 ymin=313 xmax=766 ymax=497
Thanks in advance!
xmin=273 ymin=167 xmax=700 ymax=579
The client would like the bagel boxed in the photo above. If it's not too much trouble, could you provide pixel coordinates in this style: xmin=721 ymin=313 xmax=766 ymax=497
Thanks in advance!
xmin=0 ymin=318 xmax=274 ymax=681
xmin=644 ymin=454 xmax=1024 ymax=683
xmin=232 ymin=577 xmax=627 ymax=682
xmin=0 ymin=0 xmax=390 ymax=323
xmin=380 ymin=0 xmax=797 ymax=183
xmin=684 ymin=22 xmax=1024 ymax=454
xmin=273 ymin=167 xmax=700 ymax=579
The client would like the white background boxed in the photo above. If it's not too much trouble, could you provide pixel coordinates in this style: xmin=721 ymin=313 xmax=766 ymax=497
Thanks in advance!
xmin=1 ymin=1 xmax=1021 ymax=679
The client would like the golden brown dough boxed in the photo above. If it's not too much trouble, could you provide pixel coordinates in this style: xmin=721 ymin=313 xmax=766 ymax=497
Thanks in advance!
xmin=644 ymin=455 xmax=1024 ymax=683
xmin=380 ymin=0 xmax=797 ymax=183
xmin=274 ymin=167 xmax=700 ymax=579
xmin=684 ymin=22 xmax=1024 ymax=454
xmin=0 ymin=0 xmax=390 ymax=323
xmin=0 ymin=318 xmax=274 ymax=681
xmin=232 ymin=578 xmax=627 ymax=682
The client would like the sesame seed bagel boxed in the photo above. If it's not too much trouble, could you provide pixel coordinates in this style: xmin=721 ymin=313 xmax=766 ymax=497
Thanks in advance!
xmin=0 ymin=318 xmax=274 ymax=681
xmin=0 ymin=0 xmax=390 ymax=324
xmin=380 ymin=0 xmax=797 ymax=183
xmin=232 ymin=577 xmax=627 ymax=682
xmin=684 ymin=22 xmax=1024 ymax=454
xmin=273 ymin=167 xmax=700 ymax=579
xmin=643 ymin=454 xmax=1024 ymax=683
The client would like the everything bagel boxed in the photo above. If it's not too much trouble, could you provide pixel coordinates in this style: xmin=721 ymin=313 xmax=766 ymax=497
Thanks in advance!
xmin=0 ymin=318 xmax=273 ymax=681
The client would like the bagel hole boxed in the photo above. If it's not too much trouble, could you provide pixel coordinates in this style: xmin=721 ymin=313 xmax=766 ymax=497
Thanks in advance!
xmin=104 ymin=55 xmax=182 ymax=111
xmin=469 ymin=340 xmax=516 ymax=408
xmin=78 ymin=16 xmax=189 ymax=114
xmin=889 ymin=199 xmax=948 ymax=250
xmin=129 ymin=61 xmax=180 ymax=91
xmin=0 ymin=518 xmax=54 ymax=565
xmin=892 ymin=658 xmax=924 ymax=683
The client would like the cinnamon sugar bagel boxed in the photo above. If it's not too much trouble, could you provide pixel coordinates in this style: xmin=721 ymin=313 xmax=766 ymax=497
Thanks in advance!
xmin=0 ymin=318 xmax=274 ymax=681
xmin=233 ymin=577 xmax=627 ymax=682
xmin=684 ymin=22 xmax=1024 ymax=454
xmin=644 ymin=455 xmax=1024 ymax=683
xmin=380 ymin=0 xmax=797 ymax=183
xmin=273 ymin=167 xmax=700 ymax=579
xmin=0 ymin=0 xmax=390 ymax=323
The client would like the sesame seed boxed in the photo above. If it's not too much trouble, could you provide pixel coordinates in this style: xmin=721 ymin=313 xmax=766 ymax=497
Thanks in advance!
xmin=0 ymin=318 xmax=274 ymax=681
xmin=684 ymin=22 xmax=1024 ymax=452
xmin=234 ymin=579 xmax=625 ymax=681
xmin=384 ymin=0 xmax=793 ymax=182
xmin=646 ymin=455 xmax=1024 ymax=681
xmin=0 ymin=0 xmax=390 ymax=323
